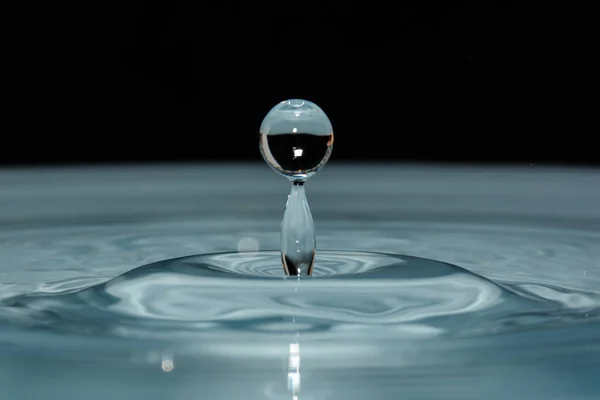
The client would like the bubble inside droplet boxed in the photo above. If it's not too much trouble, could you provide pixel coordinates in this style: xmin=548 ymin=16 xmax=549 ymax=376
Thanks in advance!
xmin=259 ymin=99 xmax=334 ymax=181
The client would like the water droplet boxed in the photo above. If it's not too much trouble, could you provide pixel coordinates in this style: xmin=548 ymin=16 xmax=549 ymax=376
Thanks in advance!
xmin=259 ymin=99 xmax=333 ymax=276
xmin=259 ymin=99 xmax=333 ymax=181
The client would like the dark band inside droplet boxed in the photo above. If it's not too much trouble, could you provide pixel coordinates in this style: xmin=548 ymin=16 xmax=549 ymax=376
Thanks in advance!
xmin=282 ymin=253 xmax=314 ymax=276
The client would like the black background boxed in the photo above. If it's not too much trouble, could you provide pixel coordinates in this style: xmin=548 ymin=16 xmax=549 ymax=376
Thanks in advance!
xmin=3 ymin=1 xmax=593 ymax=166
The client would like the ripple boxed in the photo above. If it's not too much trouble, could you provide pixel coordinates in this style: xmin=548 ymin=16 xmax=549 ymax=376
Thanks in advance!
xmin=169 ymin=251 xmax=433 ymax=278
xmin=1 ymin=166 xmax=600 ymax=399
xmin=2 ymin=251 xmax=597 ymax=344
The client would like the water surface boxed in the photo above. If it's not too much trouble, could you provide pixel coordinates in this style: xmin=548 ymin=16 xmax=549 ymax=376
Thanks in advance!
xmin=0 ymin=163 xmax=599 ymax=399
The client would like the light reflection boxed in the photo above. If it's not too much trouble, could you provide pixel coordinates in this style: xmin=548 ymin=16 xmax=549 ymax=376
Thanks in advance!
xmin=289 ymin=343 xmax=300 ymax=370
xmin=288 ymin=281 xmax=301 ymax=398
xmin=288 ymin=342 xmax=301 ymax=395
xmin=237 ymin=236 xmax=260 ymax=253
xmin=161 ymin=355 xmax=174 ymax=372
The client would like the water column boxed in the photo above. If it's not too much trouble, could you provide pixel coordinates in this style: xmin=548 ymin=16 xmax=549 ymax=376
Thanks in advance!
xmin=259 ymin=99 xmax=334 ymax=276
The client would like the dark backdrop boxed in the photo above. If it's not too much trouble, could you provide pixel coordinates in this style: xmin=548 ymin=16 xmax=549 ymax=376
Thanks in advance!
xmin=3 ymin=1 xmax=592 ymax=166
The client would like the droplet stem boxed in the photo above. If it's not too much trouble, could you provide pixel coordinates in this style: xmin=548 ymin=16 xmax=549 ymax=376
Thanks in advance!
xmin=281 ymin=181 xmax=315 ymax=276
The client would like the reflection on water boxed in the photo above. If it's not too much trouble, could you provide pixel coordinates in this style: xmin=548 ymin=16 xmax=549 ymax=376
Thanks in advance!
xmin=288 ymin=342 xmax=300 ymax=397
xmin=161 ymin=355 xmax=174 ymax=373
xmin=0 ymin=251 xmax=599 ymax=399
xmin=289 ymin=275 xmax=302 ymax=399
xmin=3 ymin=251 xmax=573 ymax=340
xmin=0 ymin=164 xmax=599 ymax=399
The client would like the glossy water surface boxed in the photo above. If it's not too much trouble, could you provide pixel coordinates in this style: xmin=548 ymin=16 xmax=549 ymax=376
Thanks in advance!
xmin=0 ymin=164 xmax=599 ymax=400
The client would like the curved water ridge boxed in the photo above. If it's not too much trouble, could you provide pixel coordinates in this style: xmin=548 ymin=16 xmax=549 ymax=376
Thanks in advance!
xmin=2 ymin=251 xmax=597 ymax=342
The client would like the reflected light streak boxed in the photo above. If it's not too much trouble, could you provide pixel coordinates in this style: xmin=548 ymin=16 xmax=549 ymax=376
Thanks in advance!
xmin=288 ymin=342 xmax=301 ymax=397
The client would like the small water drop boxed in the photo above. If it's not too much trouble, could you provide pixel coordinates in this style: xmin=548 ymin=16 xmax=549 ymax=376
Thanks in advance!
xmin=259 ymin=99 xmax=333 ymax=181
xmin=259 ymin=99 xmax=334 ymax=276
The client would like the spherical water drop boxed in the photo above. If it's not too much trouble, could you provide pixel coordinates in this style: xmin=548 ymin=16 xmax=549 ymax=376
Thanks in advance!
xmin=259 ymin=99 xmax=334 ymax=182
xmin=259 ymin=99 xmax=334 ymax=276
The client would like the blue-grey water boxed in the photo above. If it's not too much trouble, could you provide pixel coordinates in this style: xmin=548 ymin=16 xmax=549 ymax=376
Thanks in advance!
xmin=0 ymin=163 xmax=599 ymax=399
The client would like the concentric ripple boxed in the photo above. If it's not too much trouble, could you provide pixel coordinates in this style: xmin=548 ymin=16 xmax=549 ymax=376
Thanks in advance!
xmin=1 ymin=165 xmax=600 ymax=399
xmin=2 ymin=251 xmax=598 ymax=344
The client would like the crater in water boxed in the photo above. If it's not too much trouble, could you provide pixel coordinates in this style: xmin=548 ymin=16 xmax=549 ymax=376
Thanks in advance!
xmin=2 ymin=251 xmax=597 ymax=344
